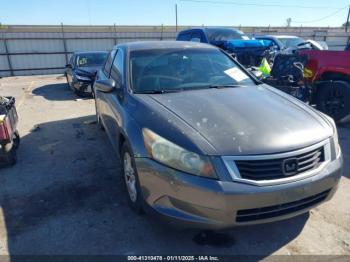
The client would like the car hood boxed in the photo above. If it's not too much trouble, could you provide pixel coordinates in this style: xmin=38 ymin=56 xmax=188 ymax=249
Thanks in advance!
xmin=143 ymin=85 xmax=332 ymax=156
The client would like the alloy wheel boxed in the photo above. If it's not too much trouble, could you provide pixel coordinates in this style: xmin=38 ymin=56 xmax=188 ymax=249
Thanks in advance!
xmin=123 ymin=152 xmax=137 ymax=203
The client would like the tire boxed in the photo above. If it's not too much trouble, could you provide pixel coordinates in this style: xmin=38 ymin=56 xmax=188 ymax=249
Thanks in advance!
xmin=96 ymin=114 xmax=105 ymax=131
xmin=94 ymin=99 xmax=104 ymax=131
xmin=74 ymin=87 xmax=85 ymax=98
xmin=1 ymin=142 xmax=17 ymax=166
xmin=121 ymin=142 xmax=144 ymax=214
xmin=13 ymin=131 xmax=20 ymax=149
xmin=316 ymin=81 xmax=350 ymax=123
xmin=65 ymin=74 xmax=71 ymax=88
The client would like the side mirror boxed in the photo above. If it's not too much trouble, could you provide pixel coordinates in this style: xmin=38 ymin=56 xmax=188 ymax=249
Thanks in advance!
xmin=66 ymin=64 xmax=72 ymax=68
xmin=94 ymin=79 xmax=116 ymax=93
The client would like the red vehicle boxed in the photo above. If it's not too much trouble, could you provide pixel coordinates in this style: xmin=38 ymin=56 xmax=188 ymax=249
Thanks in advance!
xmin=299 ymin=50 xmax=350 ymax=123
xmin=0 ymin=97 xmax=20 ymax=166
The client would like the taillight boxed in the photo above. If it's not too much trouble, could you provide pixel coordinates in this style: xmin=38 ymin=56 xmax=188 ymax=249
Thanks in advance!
xmin=0 ymin=118 xmax=10 ymax=140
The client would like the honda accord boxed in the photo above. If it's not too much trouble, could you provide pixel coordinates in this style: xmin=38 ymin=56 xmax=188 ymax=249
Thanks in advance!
xmin=94 ymin=41 xmax=342 ymax=229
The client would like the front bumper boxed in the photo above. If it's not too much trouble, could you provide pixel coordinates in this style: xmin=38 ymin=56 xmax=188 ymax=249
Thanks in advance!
xmin=135 ymin=154 xmax=342 ymax=229
xmin=72 ymin=80 xmax=93 ymax=94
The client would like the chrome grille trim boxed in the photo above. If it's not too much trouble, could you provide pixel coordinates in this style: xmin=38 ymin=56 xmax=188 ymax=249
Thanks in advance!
xmin=222 ymin=139 xmax=331 ymax=187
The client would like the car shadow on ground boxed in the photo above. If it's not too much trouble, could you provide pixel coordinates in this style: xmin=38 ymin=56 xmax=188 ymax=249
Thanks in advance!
xmin=0 ymin=115 xmax=310 ymax=257
xmin=32 ymin=83 xmax=91 ymax=101
xmin=338 ymin=122 xmax=350 ymax=179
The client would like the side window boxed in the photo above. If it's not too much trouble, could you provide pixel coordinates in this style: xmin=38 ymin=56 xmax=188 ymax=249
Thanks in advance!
xmin=177 ymin=32 xmax=191 ymax=41
xmin=69 ymin=55 xmax=75 ymax=67
xmin=190 ymin=31 xmax=202 ymax=42
xmin=103 ymin=50 xmax=116 ymax=77
xmin=110 ymin=49 xmax=124 ymax=82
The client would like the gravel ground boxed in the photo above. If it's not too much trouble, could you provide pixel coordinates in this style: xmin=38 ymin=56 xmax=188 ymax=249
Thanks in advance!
xmin=0 ymin=75 xmax=349 ymax=257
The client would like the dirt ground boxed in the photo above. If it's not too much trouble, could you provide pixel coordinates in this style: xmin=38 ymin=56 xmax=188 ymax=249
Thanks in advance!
xmin=0 ymin=75 xmax=349 ymax=257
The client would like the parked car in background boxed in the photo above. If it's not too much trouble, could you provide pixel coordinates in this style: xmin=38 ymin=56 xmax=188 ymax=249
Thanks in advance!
xmin=0 ymin=96 xmax=19 ymax=166
xmin=255 ymin=35 xmax=327 ymax=53
xmin=94 ymin=41 xmax=342 ymax=229
xmin=176 ymin=27 xmax=249 ymax=44
xmin=176 ymin=27 xmax=270 ymax=67
xmin=299 ymin=49 xmax=350 ymax=123
xmin=65 ymin=51 xmax=108 ymax=97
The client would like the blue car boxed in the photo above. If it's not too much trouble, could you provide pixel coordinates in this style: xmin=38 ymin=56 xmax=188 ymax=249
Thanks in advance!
xmin=176 ymin=28 xmax=271 ymax=67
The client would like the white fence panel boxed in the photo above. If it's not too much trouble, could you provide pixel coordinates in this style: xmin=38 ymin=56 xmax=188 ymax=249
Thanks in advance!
xmin=10 ymin=54 xmax=65 ymax=69
xmin=66 ymin=39 xmax=114 ymax=52
xmin=7 ymin=39 xmax=64 ymax=53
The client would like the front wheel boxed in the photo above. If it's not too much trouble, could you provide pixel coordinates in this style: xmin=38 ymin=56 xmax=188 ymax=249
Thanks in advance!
xmin=94 ymin=98 xmax=104 ymax=131
xmin=121 ymin=142 xmax=144 ymax=214
xmin=316 ymin=81 xmax=350 ymax=123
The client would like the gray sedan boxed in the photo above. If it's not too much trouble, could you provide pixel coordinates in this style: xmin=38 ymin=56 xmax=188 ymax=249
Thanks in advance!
xmin=94 ymin=41 xmax=342 ymax=229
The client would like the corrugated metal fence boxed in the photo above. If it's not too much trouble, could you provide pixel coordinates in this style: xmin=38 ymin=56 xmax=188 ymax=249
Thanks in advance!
xmin=1 ymin=25 xmax=349 ymax=77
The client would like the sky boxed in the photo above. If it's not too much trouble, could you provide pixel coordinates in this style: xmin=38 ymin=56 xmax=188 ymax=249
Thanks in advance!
xmin=0 ymin=0 xmax=349 ymax=27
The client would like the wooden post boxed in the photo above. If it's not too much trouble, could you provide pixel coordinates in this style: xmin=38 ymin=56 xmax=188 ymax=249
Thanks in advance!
xmin=175 ymin=4 xmax=178 ymax=32
xmin=346 ymin=5 xmax=350 ymax=32
xmin=1 ymin=25 xmax=13 ymax=76
xmin=60 ymin=23 xmax=68 ymax=64
xmin=113 ymin=23 xmax=118 ymax=45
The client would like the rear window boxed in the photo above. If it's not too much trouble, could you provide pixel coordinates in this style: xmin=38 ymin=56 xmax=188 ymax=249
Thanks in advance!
xmin=177 ymin=32 xmax=191 ymax=41
xmin=278 ymin=37 xmax=305 ymax=48
xmin=76 ymin=52 xmax=108 ymax=67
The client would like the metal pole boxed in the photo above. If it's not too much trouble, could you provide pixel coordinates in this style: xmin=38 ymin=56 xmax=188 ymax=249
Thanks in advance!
xmin=1 ymin=26 xmax=13 ymax=76
xmin=346 ymin=5 xmax=350 ymax=32
xmin=113 ymin=23 xmax=118 ymax=45
xmin=60 ymin=23 xmax=68 ymax=64
xmin=175 ymin=4 xmax=178 ymax=32
xmin=160 ymin=24 xmax=164 ymax=40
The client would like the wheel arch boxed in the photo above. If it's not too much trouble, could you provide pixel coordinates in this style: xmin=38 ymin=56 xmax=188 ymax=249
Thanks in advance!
xmin=319 ymin=71 xmax=350 ymax=82
xmin=118 ymin=119 xmax=148 ymax=158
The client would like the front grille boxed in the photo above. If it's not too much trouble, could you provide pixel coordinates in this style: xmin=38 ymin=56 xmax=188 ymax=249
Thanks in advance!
xmin=235 ymin=146 xmax=324 ymax=181
xmin=236 ymin=189 xmax=331 ymax=222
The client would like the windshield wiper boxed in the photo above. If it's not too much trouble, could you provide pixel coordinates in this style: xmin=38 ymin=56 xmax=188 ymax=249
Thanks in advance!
xmin=208 ymin=84 xmax=243 ymax=89
xmin=134 ymin=89 xmax=181 ymax=94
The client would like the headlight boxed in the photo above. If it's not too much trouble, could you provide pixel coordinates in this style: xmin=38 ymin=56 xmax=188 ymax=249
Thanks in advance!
xmin=324 ymin=114 xmax=341 ymax=159
xmin=142 ymin=128 xmax=217 ymax=179
xmin=75 ymin=74 xmax=91 ymax=81
xmin=333 ymin=125 xmax=341 ymax=158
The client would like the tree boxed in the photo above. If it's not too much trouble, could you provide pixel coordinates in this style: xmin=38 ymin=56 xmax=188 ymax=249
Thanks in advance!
xmin=286 ymin=18 xmax=292 ymax=27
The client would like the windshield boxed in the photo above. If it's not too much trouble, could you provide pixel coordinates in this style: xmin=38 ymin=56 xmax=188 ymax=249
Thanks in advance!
xmin=76 ymin=53 xmax=108 ymax=67
xmin=277 ymin=37 xmax=306 ymax=48
xmin=206 ymin=28 xmax=248 ymax=42
xmin=130 ymin=48 xmax=255 ymax=93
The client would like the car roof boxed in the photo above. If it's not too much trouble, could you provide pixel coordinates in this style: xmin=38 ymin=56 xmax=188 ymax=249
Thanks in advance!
xmin=73 ymin=51 xmax=109 ymax=55
xmin=115 ymin=41 xmax=216 ymax=52
xmin=178 ymin=27 xmax=241 ymax=33
xmin=273 ymin=35 xmax=300 ymax=39
xmin=255 ymin=35 xmax=300 ymax=39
